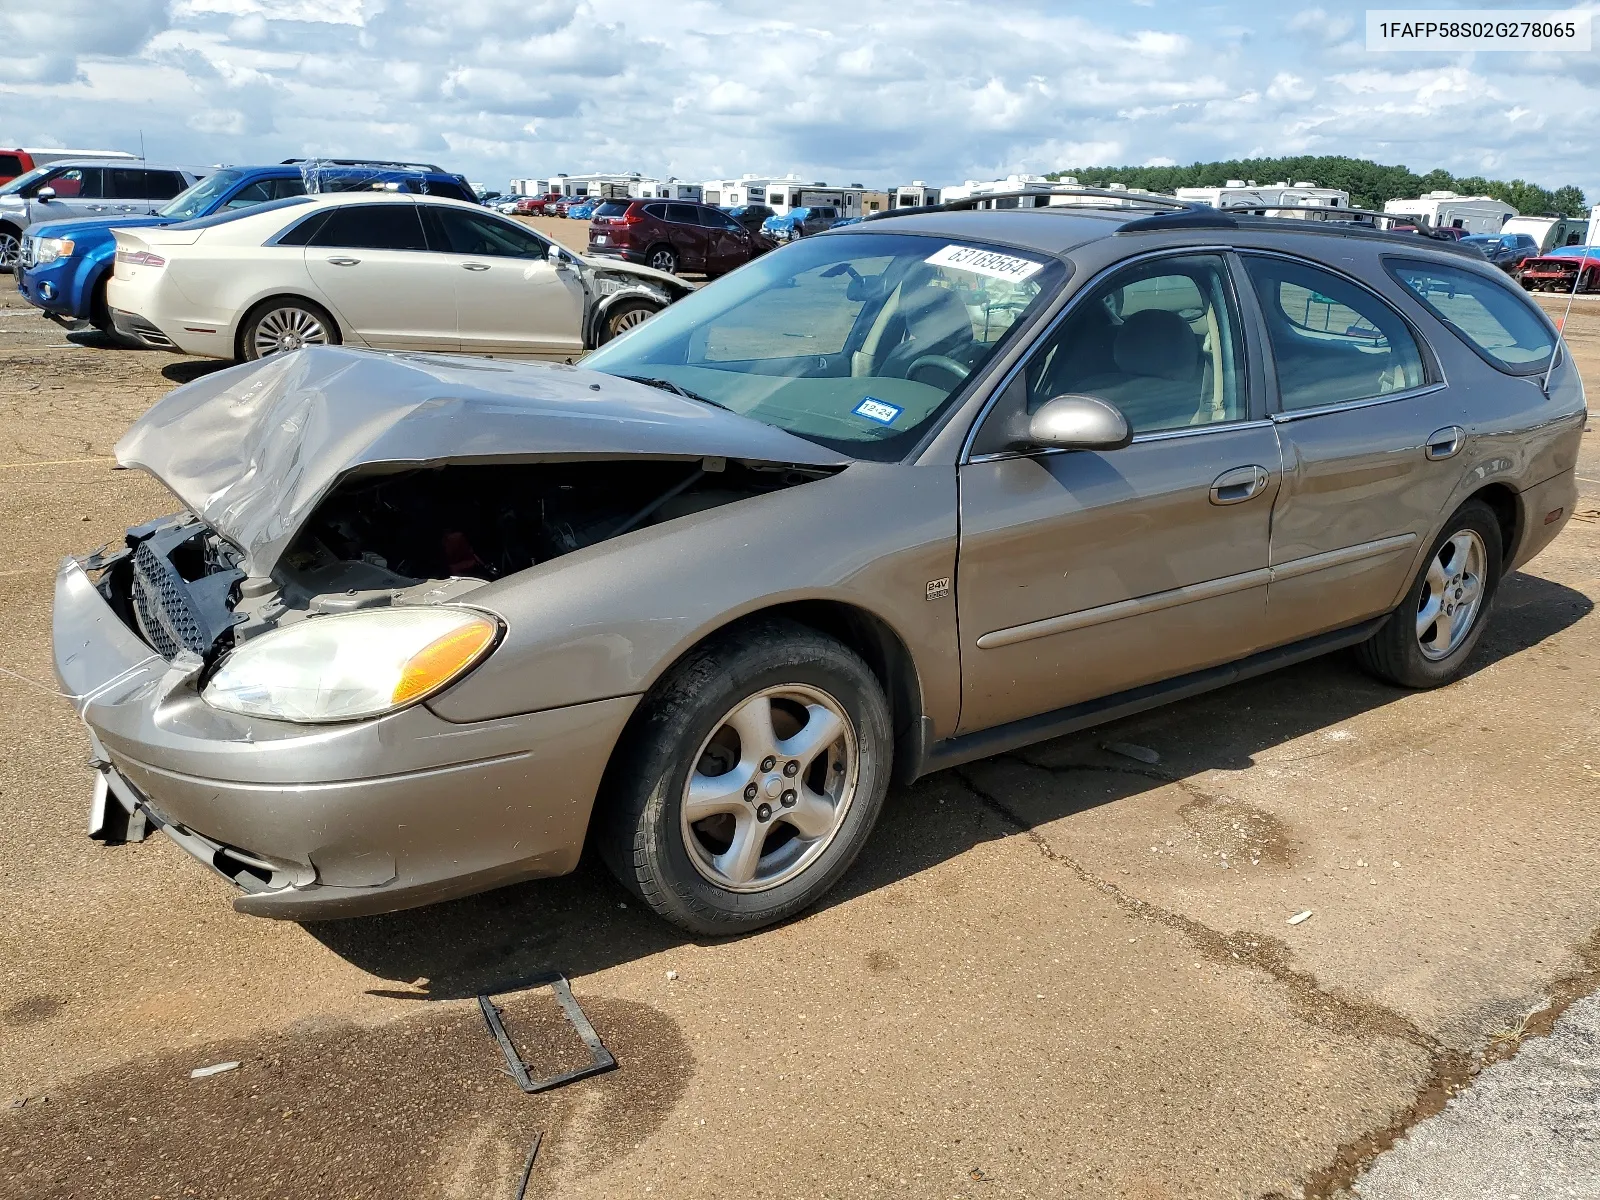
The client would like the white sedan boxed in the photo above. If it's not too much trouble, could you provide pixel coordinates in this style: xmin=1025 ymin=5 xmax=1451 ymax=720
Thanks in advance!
xmin=105 ymin=192 xmax=693 ymax=361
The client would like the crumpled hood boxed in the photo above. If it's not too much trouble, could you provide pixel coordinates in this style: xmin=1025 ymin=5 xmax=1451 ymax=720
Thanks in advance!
xmin=26 ymin=214 xmax=172 ymax=241
xmin=114 ymin=345 xmax=847 ymax=578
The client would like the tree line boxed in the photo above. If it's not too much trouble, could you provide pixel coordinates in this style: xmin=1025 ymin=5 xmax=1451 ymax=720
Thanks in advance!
xmin=1046 ymin=156 xmax=1587 ymax=216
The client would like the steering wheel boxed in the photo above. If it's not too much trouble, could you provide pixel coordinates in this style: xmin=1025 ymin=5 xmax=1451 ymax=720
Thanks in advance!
xmin=905 ymin=354 xmax=970 ymax=388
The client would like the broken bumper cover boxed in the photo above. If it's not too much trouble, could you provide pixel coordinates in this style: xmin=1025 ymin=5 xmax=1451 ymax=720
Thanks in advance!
xmin=52 ymin=556 xmax=638 ymax=920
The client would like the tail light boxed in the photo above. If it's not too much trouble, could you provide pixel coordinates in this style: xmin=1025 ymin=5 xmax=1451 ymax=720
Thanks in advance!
xmin=621 ymin=207 xmax=644 ymax=225
xmin=116 ymin=250 xmax=166 ymax=268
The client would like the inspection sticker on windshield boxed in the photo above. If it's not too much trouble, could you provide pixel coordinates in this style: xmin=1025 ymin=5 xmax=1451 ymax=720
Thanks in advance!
xmin=853 ymin=397 xmax=902 ymax=424
xmin=924 ymin=244 xmax=1044 ymax=282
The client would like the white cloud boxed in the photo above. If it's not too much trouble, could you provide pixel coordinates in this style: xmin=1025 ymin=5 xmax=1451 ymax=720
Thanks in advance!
xmin=0 ymin=0 xmax=1593 ymax=202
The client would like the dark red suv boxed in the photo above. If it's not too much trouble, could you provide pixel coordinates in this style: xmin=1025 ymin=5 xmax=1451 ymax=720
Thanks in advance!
xmin=588 ymin=200 xmax=771 ymax=276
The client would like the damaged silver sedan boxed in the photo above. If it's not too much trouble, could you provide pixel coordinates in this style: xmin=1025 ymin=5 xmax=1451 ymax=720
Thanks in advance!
xmin=54 ymin=207 xmax=1585 ymax=933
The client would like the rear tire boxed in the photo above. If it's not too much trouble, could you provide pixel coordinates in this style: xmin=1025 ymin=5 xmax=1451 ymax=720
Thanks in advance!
xmin=597 ymin=298 xmax=661 ymax=345
xmin=1356 ymin=500 xmax=1502 ymax=689
xmin=238 ymin=297 xmax=340 ymax=361
xmin=645 ymin=244 xmax=678 ymax=274
xmin=595 ymin=618 xmax=893 ymax=935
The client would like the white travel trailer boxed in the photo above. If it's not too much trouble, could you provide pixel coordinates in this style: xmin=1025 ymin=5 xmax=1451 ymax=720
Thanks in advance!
xmin=631 ymin=178 xmax=701 ymax=201
xmin=1501 ymin=213 xmax=1590 ymax=253
xmin=1176 ymin=180 xmax=1351 ymax=218
xmin=701 ymin=175 xmax=787 ymax=207
xmin=890 ymin=181 xmax=942 ymax=208
xmin=1382 ymin=191 xmax=1516 ymax=235
xmin=508 ymin=178 xmax=557 ymax=196
xmin=940 ymin=174 xmax=1057 ymax=208
xmin=760 ymin=180 xmax=870 ymax=218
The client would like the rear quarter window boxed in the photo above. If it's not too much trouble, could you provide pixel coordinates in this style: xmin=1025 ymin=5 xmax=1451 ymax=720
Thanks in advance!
xmin=1387 ymin=259 xmax=1555 ymax=374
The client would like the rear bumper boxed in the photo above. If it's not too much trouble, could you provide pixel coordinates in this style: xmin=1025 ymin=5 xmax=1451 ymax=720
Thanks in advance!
xmin=1508 ymin=468 xmax=1579 ymax=573
xmin=53 ymin=556 xmax=639 ymax=920
xmin=110 ymin=307 xmax=177 ymax=349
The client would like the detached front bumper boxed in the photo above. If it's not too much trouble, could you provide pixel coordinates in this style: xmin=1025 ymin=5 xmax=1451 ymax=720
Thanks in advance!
xmin=53 ymin=557 xmax=638 ymax=920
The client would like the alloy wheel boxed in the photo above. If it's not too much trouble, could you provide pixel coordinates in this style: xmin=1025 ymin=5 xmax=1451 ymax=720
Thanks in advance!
xmin=0 ymin=232 xmax=18 ymax=272
xmin=679 ymin=684 xmax=858 ymax=893
xmin=252 ymin=306 xmax=329 ymax=357
xmin=649 ymin=249 xmax=676 ymax=272
xmin=610 ymin=305 xmax=653 ymax=334
xmin=1416 ymin=529 xmax=1486 ymax=660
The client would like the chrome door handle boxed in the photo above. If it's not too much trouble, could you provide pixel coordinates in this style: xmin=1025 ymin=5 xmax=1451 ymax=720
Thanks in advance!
xmin=1209 ymin=465 xmax=1271 ymax=506
xmin=1425 ymin=426 xmax=1465 ymax=460
xmin=461 ymin=262 xmax=491 ymax=271
xmin=325 ymin=256 xmax=361 ymax=266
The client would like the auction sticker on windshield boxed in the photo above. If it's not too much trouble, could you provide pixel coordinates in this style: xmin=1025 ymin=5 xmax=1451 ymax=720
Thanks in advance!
xmin=853 ymin=397 xmax=903 ymax=424
xmin=924 ymin=244 xmax=1045 ymax=282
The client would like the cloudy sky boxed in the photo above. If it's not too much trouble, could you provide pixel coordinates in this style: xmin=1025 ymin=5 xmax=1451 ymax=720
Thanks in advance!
xmin=3 ymin=0 xmax=1598 ymax=197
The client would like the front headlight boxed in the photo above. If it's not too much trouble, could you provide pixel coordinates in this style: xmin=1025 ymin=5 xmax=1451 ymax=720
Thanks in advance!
xmin=33 ymin=237 xmax=74 ymax=264
xmin=204 ymin=607 xmax=499 ymax=723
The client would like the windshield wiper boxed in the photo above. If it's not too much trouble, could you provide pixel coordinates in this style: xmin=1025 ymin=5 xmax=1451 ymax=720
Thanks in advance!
xmin=614 ymin=374 xmax=729 ymax=410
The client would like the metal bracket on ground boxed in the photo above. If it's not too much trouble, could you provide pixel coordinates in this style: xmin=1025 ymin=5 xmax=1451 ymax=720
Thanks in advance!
xmin=477 ymin=972 xmax=617 ymax=1094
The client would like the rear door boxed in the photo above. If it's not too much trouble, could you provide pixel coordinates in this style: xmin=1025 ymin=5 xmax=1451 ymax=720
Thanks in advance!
xmin=105 ymin=168 xmax=188 ymax=215
xmin=422 ymin=204 xmax=585 ymax=358
xmin=301 ymin=203 xmax=458 ymax=351
xmin=1239 ymin=252 xmax=1461 ymax=646
xmin=956 ymin=252 xmax=1283 ymax=732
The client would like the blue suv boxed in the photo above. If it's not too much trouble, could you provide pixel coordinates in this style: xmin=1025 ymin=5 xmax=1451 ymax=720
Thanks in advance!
xmin=16 ymin=158 xmax=478 ymax=333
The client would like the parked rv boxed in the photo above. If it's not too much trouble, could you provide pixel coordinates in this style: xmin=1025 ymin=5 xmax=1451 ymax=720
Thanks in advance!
xmin=1177 ymin=180 xmax=1351 ymax=217
xmin=1382 ymin=192 xmax=1516 ymax=235
xmin=1500 ymin=214 xmax=1589 ymax=253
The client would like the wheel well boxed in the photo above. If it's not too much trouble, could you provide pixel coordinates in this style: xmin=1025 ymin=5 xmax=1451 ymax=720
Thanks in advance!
xmin=233 ymin=293 xmax=341 ymax=358
xmin=624 ymin=600 xmax=926 ymax=786
xmin=1467 ymin=483 xmax=1520 ymax=575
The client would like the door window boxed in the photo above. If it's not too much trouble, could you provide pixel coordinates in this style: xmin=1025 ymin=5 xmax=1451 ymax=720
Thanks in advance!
xmin=44 ymin=168 xmax=101 ymax=199
xmin=1243 ymin=256 xmax=1425 ymax=410
xmin=144 ymin=171 xmax=189 ymax=199
xmin=224 ymin=177 xmax=305 ymax=209
xmin=1387 ymin=259 xmax=1555 ymax=373
xmin=305 ymin=204 xmax=428 ymax=251
xmin=424 ymin=207 xmax=548 ymax=258
xmin=106 ymin=169 xmax=158 ymax=200
xmin=666 ymin=203 xmax=699 ymax=225
xmin=1023 ymin=254 xmax=1246 ymax=433
xmin=697 ymin=207 xmax=742 ymax=231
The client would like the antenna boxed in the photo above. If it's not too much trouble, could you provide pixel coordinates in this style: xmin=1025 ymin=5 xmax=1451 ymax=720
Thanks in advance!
xmin=1543 ymin=213 xmax=1598 ymax=394
xmin=139 ymin=130 xmax=145 ymax=160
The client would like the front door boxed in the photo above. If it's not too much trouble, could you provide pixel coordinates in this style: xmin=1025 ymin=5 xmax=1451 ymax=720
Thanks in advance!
xmin=697 ymin=206 xmax=747 ymax=274
xmin=301 ymin=202 xmax=459 ymax=352
xmin=1238 ymin=253 xmax=1464 ymax=646
xmin=422 ymin=205 xmax=585 ymax=358
xmin=664 ymin=203 xmax=707 ymax=271
xmin=956 ymin=252 xmax=1282 ymax=733
xmin=39 ymin=167 xmax=105 ymax=220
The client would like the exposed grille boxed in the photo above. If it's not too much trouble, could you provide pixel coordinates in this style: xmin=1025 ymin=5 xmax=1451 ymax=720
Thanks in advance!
xmin=19 ymin=236 xmax=37 ymax=270
xmin=131 ymin=541 xmax=207 ymax=658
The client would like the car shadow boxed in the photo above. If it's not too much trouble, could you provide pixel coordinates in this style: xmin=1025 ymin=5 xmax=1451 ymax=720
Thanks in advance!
xmin=160 ymin=360 xmax=234 ymax=385
xmin=306 ymin=569 xmax=1592 ymax=999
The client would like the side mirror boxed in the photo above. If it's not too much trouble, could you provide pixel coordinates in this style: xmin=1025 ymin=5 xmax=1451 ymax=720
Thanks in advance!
xmin=35 ymin=187 xmax=56 ymax=202
xmin=1022 ymin=394 xmax=1132 ymax=451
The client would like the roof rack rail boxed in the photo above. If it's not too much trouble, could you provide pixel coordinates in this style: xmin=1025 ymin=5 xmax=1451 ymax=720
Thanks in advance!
xmin=864 ymin=185 xmax=1199 ymax=222
xmin=281 ymin=157 xmax=449 ymax=173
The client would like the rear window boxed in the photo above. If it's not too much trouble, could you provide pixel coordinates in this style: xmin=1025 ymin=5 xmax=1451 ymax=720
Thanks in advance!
xmin=593 ymin=201 xmax=631 ymax=218
xmin=0 ymin=154 xmax=20 ymax=177
xmin=1388 ymin=259 xmax=1555 ymax=374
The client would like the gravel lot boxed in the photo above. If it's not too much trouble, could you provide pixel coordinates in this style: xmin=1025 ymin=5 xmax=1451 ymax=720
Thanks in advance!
xmin=0 ymin=266 xmax=1596 ymax=1200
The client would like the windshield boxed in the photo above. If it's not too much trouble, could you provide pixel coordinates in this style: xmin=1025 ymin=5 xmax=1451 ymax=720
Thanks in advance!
xmin=0 ymin=166 xmax=54 ymax=197
xmin=582 ymin=231 xmax=1063 ymax=460
xmin=159 ymin=169 xmax=246 ymax=220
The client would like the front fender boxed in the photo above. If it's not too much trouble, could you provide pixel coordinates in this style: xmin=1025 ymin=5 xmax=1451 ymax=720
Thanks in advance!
xmin=426 ymin=461 xmax=963 ymax=740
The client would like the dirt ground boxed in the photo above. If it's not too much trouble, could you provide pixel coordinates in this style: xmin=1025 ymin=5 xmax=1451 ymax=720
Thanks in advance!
xmin=0 ymin=269 xmax=1597 ymax=1200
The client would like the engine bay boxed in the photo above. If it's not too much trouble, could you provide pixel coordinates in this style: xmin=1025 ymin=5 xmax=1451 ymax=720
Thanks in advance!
xmin=100 ymin=457 xmax=837 ymax=658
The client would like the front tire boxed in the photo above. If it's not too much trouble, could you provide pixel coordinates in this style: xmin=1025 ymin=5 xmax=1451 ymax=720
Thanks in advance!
xmin=239 ymin=297 xmax=339 ymax=361
xmin=1356 ymin=499 xmax=1502 ymax=688
xmin=596 ymin=618 xmax=893 ymax=935
xmin=597 ymin=298 xmax=661 ymax=345
xmin=0 ymin=226 xmax=19 ymax=274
